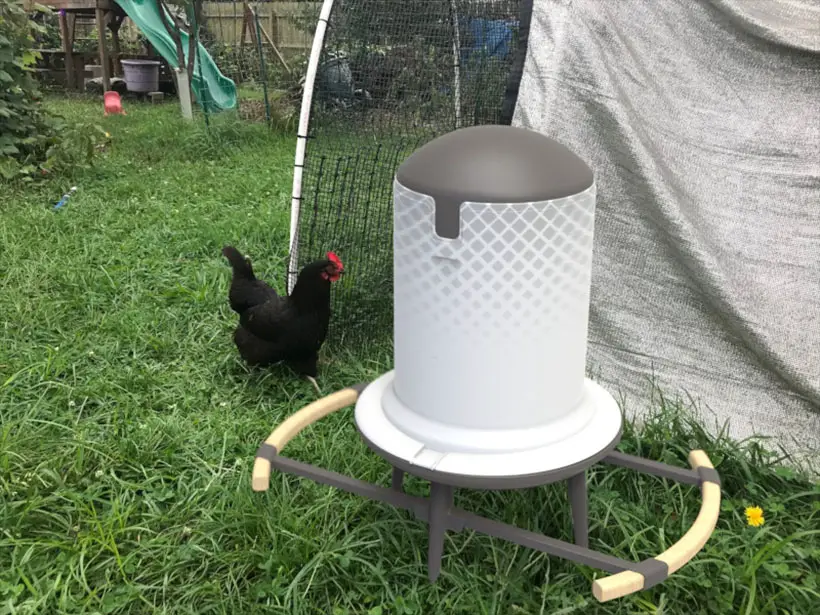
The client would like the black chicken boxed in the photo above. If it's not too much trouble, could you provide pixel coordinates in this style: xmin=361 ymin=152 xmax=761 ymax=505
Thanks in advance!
xmin=222 ymin=246 xmax=344 ymax=393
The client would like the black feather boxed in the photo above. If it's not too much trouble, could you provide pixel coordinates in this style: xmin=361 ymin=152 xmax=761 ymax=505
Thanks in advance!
xmin=222 ymin=246 xmax=338 ymax=378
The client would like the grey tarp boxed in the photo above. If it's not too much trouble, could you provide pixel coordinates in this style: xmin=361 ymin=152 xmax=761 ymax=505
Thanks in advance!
xmin=514 ymin=0 xmax=820 ymax=464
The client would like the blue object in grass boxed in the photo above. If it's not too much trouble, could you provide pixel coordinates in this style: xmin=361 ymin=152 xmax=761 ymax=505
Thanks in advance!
xmin=53 ymin=186 xmax=78 ymax=211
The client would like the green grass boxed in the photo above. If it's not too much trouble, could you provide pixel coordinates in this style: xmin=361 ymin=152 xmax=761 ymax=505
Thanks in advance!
xmin=1 ymin=96 xmax=819 ymax=615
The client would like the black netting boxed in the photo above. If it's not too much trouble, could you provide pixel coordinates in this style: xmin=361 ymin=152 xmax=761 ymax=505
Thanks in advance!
xmin=289 ymin=0 xmax=531 ymax=347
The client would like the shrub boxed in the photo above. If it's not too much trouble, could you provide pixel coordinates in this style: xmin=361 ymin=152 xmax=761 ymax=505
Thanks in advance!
xmin=0 ymin=2 xmax=106 ymax=182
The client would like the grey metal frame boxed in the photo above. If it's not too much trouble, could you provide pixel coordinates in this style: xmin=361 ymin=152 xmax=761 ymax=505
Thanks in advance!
xmin=255 ymin=439 xmax=721 ymax=586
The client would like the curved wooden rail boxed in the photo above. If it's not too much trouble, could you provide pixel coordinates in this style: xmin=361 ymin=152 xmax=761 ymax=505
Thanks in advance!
xmin=591 ymin=449 xmax=721 ymax=602
xmin=251 ymin=387 xmax=360 ymax=492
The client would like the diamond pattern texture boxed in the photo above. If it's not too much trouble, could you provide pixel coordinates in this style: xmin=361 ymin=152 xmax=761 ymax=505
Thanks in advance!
xmin=391 ymin=180 xmax=597 ymax=431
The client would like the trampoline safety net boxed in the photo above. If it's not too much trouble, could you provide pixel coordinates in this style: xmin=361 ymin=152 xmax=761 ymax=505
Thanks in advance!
xmin=288 ymin=0 xmax=532 ymax=346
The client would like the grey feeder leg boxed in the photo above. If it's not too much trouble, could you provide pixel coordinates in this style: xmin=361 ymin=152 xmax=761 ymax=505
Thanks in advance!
xmin=567 ymin=472 xmax=589 ymax=548
xmin=427 ymin=482 xmax=453 ymax=582
xmin=391 ymin=467 xmax=404 ymax=492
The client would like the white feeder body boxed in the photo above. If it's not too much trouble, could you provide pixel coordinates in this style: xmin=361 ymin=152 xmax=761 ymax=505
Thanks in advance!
xmin=356 ymin=125 xmax=622 ymax=476
xmin=390 ymin=183 xmax=596 ymax=451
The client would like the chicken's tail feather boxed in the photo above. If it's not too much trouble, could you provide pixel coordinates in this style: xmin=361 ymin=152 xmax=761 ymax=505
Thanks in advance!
xmin=222 ymin=246 xmax=256 ymax=280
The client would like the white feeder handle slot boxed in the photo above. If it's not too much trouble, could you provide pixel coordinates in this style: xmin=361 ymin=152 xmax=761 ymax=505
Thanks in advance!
xmin=591 ymin=449 xmax=721 ymax=602
xmin=251 ymin=388 xmax=360 ymax=492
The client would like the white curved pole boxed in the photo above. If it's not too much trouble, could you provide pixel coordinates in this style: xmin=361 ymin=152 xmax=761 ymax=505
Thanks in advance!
xmin=288 ymin=0 xmax=336 ymax=293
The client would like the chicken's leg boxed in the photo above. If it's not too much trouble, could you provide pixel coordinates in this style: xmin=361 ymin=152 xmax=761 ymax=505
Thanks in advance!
xmin=289 ymin=356 xmax=321 ymax=396
xmin=305 ymin=375 xmax=322 ymax=396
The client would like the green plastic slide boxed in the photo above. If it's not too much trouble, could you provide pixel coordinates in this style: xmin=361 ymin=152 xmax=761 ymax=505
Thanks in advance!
xmin=116 ymin=0 xmax=237 ymax=112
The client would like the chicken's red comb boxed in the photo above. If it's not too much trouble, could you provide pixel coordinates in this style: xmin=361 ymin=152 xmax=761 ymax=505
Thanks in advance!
xmin=327 ymin=251 xmax=343 ymax=268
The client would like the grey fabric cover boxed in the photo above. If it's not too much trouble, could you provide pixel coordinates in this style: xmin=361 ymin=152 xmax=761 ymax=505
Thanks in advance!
xmin=514 ymin=0 xmax=820 ymax=464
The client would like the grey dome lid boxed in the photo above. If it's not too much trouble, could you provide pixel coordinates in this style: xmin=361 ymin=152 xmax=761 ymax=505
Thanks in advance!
xmin=396 ymin=125 xmax=594 ymax=239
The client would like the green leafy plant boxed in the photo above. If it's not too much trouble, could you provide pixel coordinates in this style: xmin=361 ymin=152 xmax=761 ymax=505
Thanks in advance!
xmin=0 ymin=1 xmax=106 ymax=182
xmin=29 ymin=7 xmax=61 ymax=49
xmin=0 ymin=1 xmax=51 ymax=179
xmin=40 ymin=115 xmax=110 ymax=176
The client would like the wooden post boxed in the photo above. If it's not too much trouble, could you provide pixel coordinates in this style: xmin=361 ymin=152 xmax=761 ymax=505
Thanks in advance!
xmin=58 ymin=11 xmax=75 ymax=90
xmin=247 ymin=2 xmax=290 ymax=74
xmin=243 ymin=2 xmax=259 ymax=48
xmin=258 ymin=18 xmax=291 ymax=74
xmin=96 ymin=6 xmax=111 ymax=91
xmin=111 ymin=28 xmax=121 ymax=76
xmin=240 ymin=2 xmax=249 ymax=47
xmin=175 ymin=69 xmax=194 ymax=121
xmin=109 ymin=13 xmax=125 ymax=77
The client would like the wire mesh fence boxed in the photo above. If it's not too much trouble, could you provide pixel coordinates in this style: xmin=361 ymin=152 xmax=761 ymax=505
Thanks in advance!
xmin=288 ymin=0 xmax=531 ymax=347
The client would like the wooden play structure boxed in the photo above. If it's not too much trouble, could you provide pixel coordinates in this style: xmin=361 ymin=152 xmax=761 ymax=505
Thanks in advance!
xmin=36 ymin=0 xmax=293 ymax=93
xmin=39 ymin=0 xmax=126 ymax=92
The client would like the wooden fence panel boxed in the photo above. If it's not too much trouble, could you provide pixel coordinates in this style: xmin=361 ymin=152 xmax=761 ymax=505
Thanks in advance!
xmin=201 ymin=2 xmax=319 ymax=53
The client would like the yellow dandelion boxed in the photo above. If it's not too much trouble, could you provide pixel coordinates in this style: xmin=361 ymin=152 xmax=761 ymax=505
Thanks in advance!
xmin=105 ymin=132 xmax=111 ymax=138
xmin=745 ymin=506 xmax=765 ymax=527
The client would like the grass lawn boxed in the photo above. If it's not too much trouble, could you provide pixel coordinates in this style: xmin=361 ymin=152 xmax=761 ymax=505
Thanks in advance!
xmin=1 ymin=97 xmax=818 ymax=615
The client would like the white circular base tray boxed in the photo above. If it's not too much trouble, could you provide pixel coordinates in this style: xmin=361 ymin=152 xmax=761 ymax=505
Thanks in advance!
xmin=354 ymin=371 xmax=623 ymax=478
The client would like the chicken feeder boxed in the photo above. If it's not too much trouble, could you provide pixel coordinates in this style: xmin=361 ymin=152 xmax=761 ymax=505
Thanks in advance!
xmin=252 ymin=126 xmax=721 ymax=603
xmin=362 ymin=124 xmax=621 ymax=476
